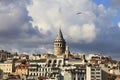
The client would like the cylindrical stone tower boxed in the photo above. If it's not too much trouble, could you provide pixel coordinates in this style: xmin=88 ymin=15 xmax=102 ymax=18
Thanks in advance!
xmin=54 ymin=28 xmax=66 ymax=56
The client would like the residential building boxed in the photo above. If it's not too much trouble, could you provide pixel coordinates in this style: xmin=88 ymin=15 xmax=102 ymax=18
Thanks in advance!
xmin=16 ymin=64 xmax=29 ymax=75
xmin=64 ymin=67 xmax=86 ymax=80
xmin=0 ymin=62 xmax=13 ymax=74
xmin=0 ymin=28 xmax=119 ymax=80
xmin=0 ymin=50 xmax=12 ymax=60
xmin=28 ymin=59 xmax=47 ymax=79
xmin=86 ymin=65 xmax=102 ymax=80
xmin=28 ymin=56 xmax=65 ymax=79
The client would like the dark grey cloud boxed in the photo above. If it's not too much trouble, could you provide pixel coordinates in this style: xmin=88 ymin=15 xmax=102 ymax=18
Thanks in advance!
xmin=110 ymin=0 xmax=120 ymax=8
xmin=0 ymin=0 xmax=51 ymax=53
xmin=68 ymin=26 xmax=120 ymax=60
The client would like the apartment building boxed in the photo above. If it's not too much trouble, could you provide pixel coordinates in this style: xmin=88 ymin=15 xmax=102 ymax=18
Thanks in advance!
xmin=86 ymin=65 xmax=102 ymax=80
xmin=16 ymin=64 xmax=29 ymax=75
xmin=64 ymin=67 xmax=86 ymax=80
xmin=0 ymin=62 xmax=13 ymax=74
xmin=28 ymin=56 xmax=65 ymax=79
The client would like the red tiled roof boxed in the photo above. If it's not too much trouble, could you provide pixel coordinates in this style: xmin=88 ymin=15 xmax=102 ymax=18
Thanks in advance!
xmin=16 ymin=65 xmax=28 ymax=69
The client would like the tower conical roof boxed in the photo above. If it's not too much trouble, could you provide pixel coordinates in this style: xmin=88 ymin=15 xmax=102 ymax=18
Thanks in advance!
xmin=56 ymin=28 xmax=64 ymax=40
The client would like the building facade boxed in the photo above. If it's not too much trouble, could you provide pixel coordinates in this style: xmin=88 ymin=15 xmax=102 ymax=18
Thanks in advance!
xmin=0 ymin=62 xmax=13 ymax=74
xmin=64 ymin=68 xmax=86 ymax=80
xmin=86 ymin=66 xmax=102 ymax=80
xmin=16 ymin=64 xmax=28 ymax=75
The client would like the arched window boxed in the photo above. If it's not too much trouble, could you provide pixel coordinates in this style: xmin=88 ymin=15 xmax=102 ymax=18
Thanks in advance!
xmin=34 ymin=73 xmax=35 ymax=76
xmin=54 ymin=60 xmax=57 ymax=63
xmin=48 ymin=60 xmax=51 ymax=63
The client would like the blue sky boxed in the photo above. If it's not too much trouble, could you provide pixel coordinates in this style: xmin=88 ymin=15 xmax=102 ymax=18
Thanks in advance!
xmin=0 ymin=0 xmax=120 ymax=60
xmin=93 ymin=0 xmax=120 ymax=26
xmin=93 ymin=0 xmax=112 ymax=8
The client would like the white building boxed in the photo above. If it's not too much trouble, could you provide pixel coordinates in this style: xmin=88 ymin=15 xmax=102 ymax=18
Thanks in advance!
xmin=86 ymin=65 xmax=102 ymax=80
xmin=28 ymin=57 xmax=64 ymax=80
xmin=64 ymin=67 xmax=86 ymax=80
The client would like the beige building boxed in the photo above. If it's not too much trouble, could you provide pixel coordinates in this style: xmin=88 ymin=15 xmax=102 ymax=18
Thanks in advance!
xmin=0 ymin=62 xmax=13 ymax=74
xmin=115 ymin=76 xmax=120 ymax=80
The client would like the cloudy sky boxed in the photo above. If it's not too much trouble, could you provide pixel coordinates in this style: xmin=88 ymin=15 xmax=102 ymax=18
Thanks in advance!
xmin=0 ymin=0 xmax=120 ymax=60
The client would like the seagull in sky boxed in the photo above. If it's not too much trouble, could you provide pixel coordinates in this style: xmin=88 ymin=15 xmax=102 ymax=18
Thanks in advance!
xmin=76 ymin=12 xmax=82 ymax=15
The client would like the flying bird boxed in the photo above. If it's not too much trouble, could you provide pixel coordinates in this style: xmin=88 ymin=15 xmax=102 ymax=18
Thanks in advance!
xmin=76 ymin=12 xmax=82 ymax=15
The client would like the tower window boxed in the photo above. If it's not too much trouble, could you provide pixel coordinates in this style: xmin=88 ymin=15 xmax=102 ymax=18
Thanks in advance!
xmin=54 ymin=60 xmax=57 ymax=63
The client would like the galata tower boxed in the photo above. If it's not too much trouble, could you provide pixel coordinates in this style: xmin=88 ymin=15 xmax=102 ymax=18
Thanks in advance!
xmin=54 ymin=28 xmax=66 ymax=56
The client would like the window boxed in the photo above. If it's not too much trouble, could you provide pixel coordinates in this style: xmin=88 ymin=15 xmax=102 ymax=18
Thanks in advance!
xmin=48 ymin=60 xmax=51 ymax=63
xmin=54 ymin=60 xmax=57 ymax=63
xmin=81 ymin=78 xmax=84 ymax=80
xmin=45 ymin=68 xmax=46 ymax=71
xmin=91 ymin=76 xmax=95 ymax=78
xmin=96 ymin=72 xmax=100 ymax=74
xmin=91 ymin=69 xmax=95 ymax=71
xmin=96 ymin=76 xmax=100 ymax=77
xmin=74 ymin=77 xmax=75 ymax=80
xmin=91 ymin=72 xmax=95 ymax=74
xmin=96 ymin=69 xmax=100 ymax=71
xmin=59 ymin=60 xmax=62 ymax=63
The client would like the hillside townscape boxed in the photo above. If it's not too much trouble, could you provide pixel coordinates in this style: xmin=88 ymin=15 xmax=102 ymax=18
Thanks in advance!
xmin=0 ymin=29 xmax=120 ymax=80
xmin=0 ymin=0 xmax=120 ymax=80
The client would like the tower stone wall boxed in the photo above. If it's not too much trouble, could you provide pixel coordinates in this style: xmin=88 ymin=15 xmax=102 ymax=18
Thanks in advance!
xmin=54 ymin=29 xmax=66 ymax=56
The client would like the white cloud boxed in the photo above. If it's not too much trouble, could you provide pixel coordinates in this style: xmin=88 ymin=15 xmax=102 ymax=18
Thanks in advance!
xmin=27 ymin=0 xmax=99 ymax=43
xmin=27 ymin=0 xmax=116 ymax=44
xmin=118 ymin=22 xmax=120 ymax=28
xmin=68 ymin=24 xmax=96 ymax=43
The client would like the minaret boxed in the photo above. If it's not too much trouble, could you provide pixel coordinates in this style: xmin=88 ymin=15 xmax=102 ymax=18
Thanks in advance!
xmin=65 ymin=46 xmax=70 ymax=59
xmin=54 ymin=28 xmax=66 ymax=56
